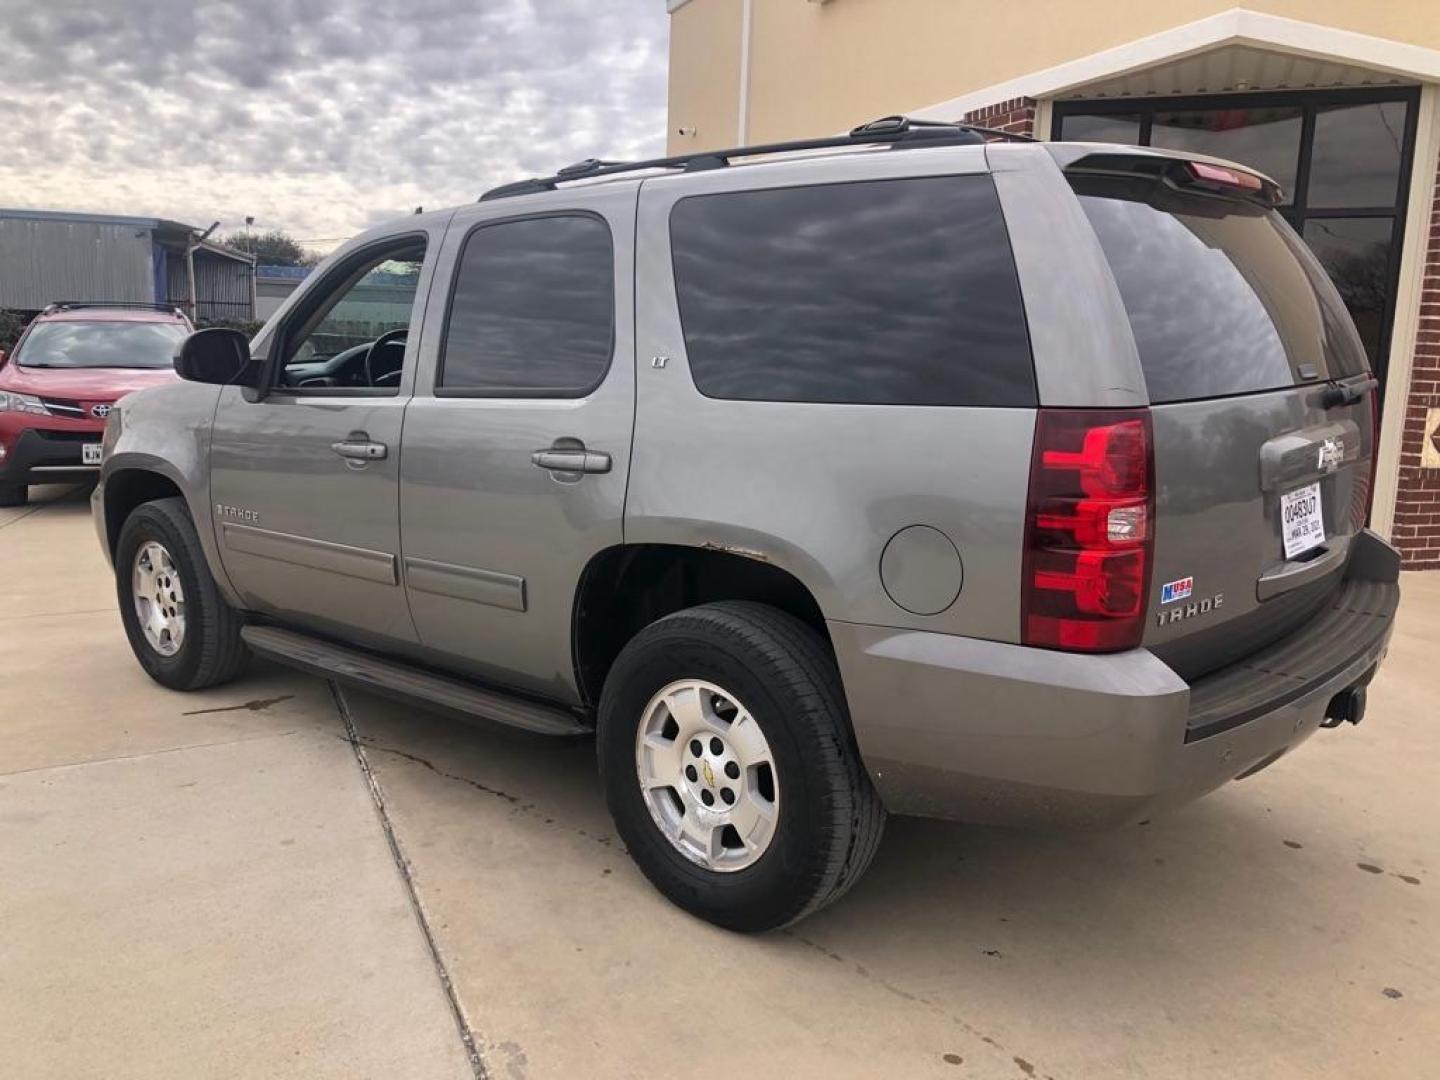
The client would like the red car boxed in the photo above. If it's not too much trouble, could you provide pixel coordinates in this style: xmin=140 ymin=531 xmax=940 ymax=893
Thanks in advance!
xmin=0 ymin=303 xmax=191 ymax=506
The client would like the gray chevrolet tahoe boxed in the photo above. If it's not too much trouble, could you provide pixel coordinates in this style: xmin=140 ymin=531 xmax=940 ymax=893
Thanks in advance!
xmin=94 ymin=118 xmax=1400 ymax=931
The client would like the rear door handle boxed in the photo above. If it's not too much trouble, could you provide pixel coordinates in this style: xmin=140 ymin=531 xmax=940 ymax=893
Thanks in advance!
xmin=331 ymin=439 xmax=388 ymax=461
xmin=531 ymin=448 xmax=611 ymax=475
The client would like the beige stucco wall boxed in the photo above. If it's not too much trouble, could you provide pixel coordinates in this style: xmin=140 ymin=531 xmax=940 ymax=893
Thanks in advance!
xmin=668 ymin=0 xmax=1440 ymax=151
xmin=668 ymin=0 xmax=745 ymax=152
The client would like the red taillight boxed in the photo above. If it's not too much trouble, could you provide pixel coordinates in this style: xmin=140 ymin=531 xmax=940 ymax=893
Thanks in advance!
xmin=1187 ymin=161 xmax=1263 ymax=192
xmin=1022 ymin=409 xmax=1155 ymax=652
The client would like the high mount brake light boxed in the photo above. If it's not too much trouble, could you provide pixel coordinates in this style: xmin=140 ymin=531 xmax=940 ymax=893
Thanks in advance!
xmin=1022 ymin=409 xmax=1155 ymax=652
xmin=1187 ymin=161 xmax=1263 ymax=192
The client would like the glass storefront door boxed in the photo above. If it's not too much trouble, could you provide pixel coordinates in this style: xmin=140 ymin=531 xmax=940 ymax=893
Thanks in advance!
xmin=1054 ymin=88 xmax=1420 ymax=390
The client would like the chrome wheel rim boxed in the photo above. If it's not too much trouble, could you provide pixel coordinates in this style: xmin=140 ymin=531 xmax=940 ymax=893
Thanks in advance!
xmin=132 ymin=541 xmax=186 ymax=657
xmin=635 ymin=679 xmax=779 ymax=872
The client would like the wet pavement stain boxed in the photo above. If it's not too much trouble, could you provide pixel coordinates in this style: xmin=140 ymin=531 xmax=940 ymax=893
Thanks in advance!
xmin=782 ymin=931 xmax=1054 ymax=1077
xmin=344 ymin=735 xmax=621 ymax=851
xmin=1283 ymin=839 xmax=1304 ymax=849
xmin=1394 ymin=873 xmax=1421 ymax=885
xmin=1382 ymin=987 xmax=1404 ymax=999
xmin=346 ymin=736 xmax=523 ymax=805
xmin=183 ymin=694 xmax=295 ymax=716
xmin=943 ymin=1053 xmax=963 ymax=1066
xmin=1357 ymin=863 xmax=1384 ymax=874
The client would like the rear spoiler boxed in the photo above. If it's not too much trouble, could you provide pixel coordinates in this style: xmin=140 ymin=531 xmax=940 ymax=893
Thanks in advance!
xmin=1058 ymin=150 xmax=1285 ymax=210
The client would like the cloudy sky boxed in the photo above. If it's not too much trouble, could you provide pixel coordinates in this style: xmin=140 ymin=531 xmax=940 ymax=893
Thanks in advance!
xmin=0 ymin=0 xmax=668 ymax=252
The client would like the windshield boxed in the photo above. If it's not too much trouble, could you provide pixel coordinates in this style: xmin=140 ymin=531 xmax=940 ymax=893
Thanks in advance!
xmin=16 ymin=320 xmax=187 ymax=369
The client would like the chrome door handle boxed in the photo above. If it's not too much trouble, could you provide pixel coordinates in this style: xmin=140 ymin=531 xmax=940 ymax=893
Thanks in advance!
xmin=531 ymin=448 xmax=611 ymax=474
xmin=330 ymin=439 xmax=388 ymax=461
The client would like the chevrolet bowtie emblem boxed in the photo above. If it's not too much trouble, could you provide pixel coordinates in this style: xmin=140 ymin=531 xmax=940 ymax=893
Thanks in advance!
xmin=701 ymin=761 xmax=715 ymax=788
xmin=1317 ymin=435 xmax=1345 ymax=473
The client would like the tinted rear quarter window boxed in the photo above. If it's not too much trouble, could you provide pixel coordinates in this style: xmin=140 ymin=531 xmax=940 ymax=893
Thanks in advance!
xmin=669 ymin=175 xmax=1035 ymax=407
xmin=1075 ymin=184 xmax=1367 ymax=403
xmin=440 ymin=214 xmax=614 ymax=396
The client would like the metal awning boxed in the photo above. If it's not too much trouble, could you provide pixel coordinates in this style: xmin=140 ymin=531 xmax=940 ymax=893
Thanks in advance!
xmin=1063 ymin=43 xmax=1416 ymax=100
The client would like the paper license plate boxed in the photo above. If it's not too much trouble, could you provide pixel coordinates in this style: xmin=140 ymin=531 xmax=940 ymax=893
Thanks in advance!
xmin=82 ymin=442 xmax=103 ymax=465
xmin=1280 ymin=482 xmax=1324 ymax=560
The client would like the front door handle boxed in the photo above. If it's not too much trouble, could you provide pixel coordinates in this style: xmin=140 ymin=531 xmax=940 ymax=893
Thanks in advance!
xmin=331 ymin=439 xmax=388 ymax=461
xmin=531 ymin=446 xmax=611 ymax=475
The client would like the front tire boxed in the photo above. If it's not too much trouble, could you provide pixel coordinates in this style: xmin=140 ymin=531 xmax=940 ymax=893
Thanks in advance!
xmin=116 ymin=497 xmax=249 ymax=691
xmin=599 ymin=602 xmax=885 ymax=931
xmin=0 ymin=483 xmax=27 ymax=508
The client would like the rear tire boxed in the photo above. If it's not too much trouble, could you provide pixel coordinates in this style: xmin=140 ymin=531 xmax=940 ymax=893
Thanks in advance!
xmin=116 ymin=497 xmax=249 ymax=691
xmin=0 ymin=483 xmax=27 ymax=508
xmin=599 ymin=601 xmax=885 ymax=931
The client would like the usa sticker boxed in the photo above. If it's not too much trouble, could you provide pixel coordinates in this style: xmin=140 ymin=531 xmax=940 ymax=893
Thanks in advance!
xmin=1161 ymin=576 xmax=1194 ymax=604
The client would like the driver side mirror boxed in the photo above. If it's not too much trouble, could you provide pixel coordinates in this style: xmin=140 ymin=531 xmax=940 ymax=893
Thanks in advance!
xmin=174 ymin=328 xmax=259 ymax=387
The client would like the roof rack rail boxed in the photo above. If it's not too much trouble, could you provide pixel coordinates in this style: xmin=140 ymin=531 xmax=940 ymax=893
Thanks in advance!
xmin=478 ymin=114 xmax=1031 ymax=202
xmin=44 ymin=300 xmax=187 ymax=315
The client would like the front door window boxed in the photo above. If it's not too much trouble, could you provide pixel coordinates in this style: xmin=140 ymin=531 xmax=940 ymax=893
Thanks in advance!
xmin=1055 ymin=88 xmax=1418 ymax=387
xmin=276 ymin=238 xmax=426 ymax=393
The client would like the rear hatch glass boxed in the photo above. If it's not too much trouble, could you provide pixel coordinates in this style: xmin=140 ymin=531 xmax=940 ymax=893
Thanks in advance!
xmin=1070 ymin=160 xmax=1376 ymax=678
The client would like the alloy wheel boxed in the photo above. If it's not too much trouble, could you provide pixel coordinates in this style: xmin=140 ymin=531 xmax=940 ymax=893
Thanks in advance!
xmin=635 ymin=679 xmax=779 ymax=872
xmin=132 ymin=540 xmax=186 ymax=657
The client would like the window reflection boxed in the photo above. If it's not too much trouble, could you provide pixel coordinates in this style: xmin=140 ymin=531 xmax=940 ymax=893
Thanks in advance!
xmin=442 ymin=216 xmax=614 ymax=394
xmin=1301 ymin=218 xmax=1393 ymax=365
xmin=670 ymin=176 xmax=1036 ymax=407
xmin=1308 ymin=102 xmax=1407 ymax=209
xmin=1149 ymin=107 xmax=1301 ymax=202
xmin=1060 ymin=113 xmax=1142 ymax=145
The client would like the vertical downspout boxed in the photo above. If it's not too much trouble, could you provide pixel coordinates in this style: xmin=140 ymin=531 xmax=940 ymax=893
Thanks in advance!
xmin=247 ymin=257 xmax=258 ymax=322
xmin=737 ymin=0 xmax=753 ymax=144
xmin=186 ymin=240 xmax=198 ymax=321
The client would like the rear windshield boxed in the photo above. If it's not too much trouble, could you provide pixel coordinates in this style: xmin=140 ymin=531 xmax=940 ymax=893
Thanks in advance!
xmin=669 ymin=175 xmax=1036 ymax=408
xmin=15 ymin=320 xmax=187 ymax=370
xmin=1075 ymin=181 xmax=1368 ymax=403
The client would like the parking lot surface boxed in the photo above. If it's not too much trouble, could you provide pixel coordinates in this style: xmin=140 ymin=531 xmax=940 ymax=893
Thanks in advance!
xmin=3 ymin=484 xmax=1436 ymax=1078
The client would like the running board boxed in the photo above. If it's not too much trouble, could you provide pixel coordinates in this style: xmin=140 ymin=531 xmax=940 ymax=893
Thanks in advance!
xmin=240 ymin=625 xmax=588 ymax=737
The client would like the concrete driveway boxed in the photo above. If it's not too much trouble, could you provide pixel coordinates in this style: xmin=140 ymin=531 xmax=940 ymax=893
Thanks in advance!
xmin=2 ymin=484 xmax=1436 ymax=1079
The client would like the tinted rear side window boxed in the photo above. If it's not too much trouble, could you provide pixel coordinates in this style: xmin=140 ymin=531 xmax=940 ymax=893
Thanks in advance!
xmin=669 ymin=175 xmax=1035 ymax=407
xmin=440 ymin=214 xmax=614 ymax=396
xmin=1076 ymin=186 xmax=1368 ymax=404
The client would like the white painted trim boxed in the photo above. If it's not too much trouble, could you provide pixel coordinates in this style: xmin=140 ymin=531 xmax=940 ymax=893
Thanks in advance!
xmin=1372 ymin=83 xmax=1440 ymax=539
xmin=909 ymin=8 xmax=1440 ymax=121
xmin=738 ymin=0 xmax=753 ymax=144
xmin=1032 ymin=99 xmax=1054 ymax=141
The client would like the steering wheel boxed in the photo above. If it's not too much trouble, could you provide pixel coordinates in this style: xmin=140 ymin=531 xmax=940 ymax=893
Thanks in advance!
xmin=364 ymin=327 xmax=409 ymax=388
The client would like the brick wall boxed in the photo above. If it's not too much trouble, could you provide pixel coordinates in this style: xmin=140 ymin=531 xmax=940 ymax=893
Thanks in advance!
xmin=1390 ymin=155 xmax=1440 ymax=570
xmin=962 ymin=97 xmax=1036 ymax=139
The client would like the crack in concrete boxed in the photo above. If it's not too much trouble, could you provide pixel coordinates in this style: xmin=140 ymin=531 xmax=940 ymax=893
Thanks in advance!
xmin=0 ymin=729 xmax=299 ymax=779
xmin=0 ymin=484 xmax=87 ymax=532
xmin=9 ymin=607 xmax=117 ymax=620
xmin=352 ymin=739 xmax=524 ymax=805
xmin=337 ymin=733 xmax=619 ymax=852
xmin=330 ymin=681 xmax=488 ymax=1080
xmin=783 ymin=931 xmax=1057 ymax=1080
xmin=0 ymin=503 xmax=53 ymax=532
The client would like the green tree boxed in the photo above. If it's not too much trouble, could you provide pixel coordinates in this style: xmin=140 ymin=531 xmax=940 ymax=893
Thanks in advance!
xmin=0 ymin=308 xmax=30 ymax=352
xmin=222 ymin=228 xmax=318 ymax=267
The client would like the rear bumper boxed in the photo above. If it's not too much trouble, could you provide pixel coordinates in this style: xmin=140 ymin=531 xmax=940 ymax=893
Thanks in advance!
xmin=833 ymin=530 xmax=1400 ymax=828
xmin=0 ymin=424 xmax=103 ymax=485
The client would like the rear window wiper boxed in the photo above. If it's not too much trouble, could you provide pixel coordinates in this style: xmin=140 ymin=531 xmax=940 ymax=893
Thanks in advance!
xmin=1321 ymin=376 xmax=1378 ymax=409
